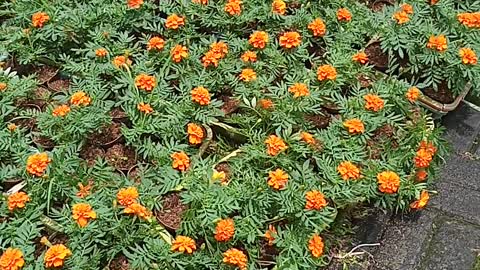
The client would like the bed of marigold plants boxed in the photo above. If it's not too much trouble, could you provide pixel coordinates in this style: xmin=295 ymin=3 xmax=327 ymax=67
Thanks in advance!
xmin=0 ymin=0 xmax=477 ymax=269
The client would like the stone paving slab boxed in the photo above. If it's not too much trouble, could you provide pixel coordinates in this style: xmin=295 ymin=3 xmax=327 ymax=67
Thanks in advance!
xmin=437 ymin=155 xmax=480 ymax=192
xmin=442 ymin=103 xmax=480 ymax=153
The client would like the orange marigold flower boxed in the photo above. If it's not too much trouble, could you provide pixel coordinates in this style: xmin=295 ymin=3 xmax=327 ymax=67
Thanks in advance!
xmin=26 ymin=152 xmax=51 ymax=177
xmin=123 ymin=202 xmax=151 ymax=220
xmin=259 ymin=99 xmax=274 ymax=110
xmin=393 ymin=11 xmax=410 ymax=24
xmin=288 ymin=83 xmax=309 ymax=98
xmin=426 ymin=35 xmax=448 ymax=52
xmin=416 ymin=170 xmax=428 ymax=182
xmin=337 ymin=8 xmax=352 ymax=22
xmin=249 ymin=31 xmax=269 ymax=49
xmin=414 ymin=149 xmax=433 ymax=168
xmin=72 ymin=203 xmax=97 ymax=228
xmin=364 ymin=94 xmax=385 ymax=112
xmin=165 ymin=14 xmax=185 ymax=30
xmin=459 ymin=48 xmax=477 ymax=65
xmin=410 ymin=190 xmax=430 ymax=209
xmin=191 ymin=86 xmax=211 ymax=105
xmin=279 ymin=31 xmax=302 ymax=49
xmin=265 ymin=135 xmax=288 ymax=156
xmin=401 ymin=3 xmax=414 ymax=14
xmin=116 ymin=187 xmax=139 ymax=207
xmin=147 ymin=37 xmax=165 ymax=51
xmin=406 ymin=86 xmax=421 ymax=102
xmin=241 ymin=50 xmax=257 ymax=62
xmin=32 ymin=12 xmax=49 ymax=28
xmin=343 ymin=118 xmax=365 ymax=134
xmin=210 ymin=42 xmax=228 ymax=59
xmin=267 ymin=169 xmax=289 ymax=190
xmin=430 ymin=0 xmax=439 ymax=4
xmin=44 ymin=244 xmax=72 ymax=268
xmin=52 ymin=105 xmax=71 ymax=117
xmin=272 ymin=0 xmax=286 ymax=15
xmin=135 ymin=74 xmax=156 ymax=92
xmin=317 ymin=65 xmax=337 ymax=81
xmin=70 ymin=91 xmax=91 ymax=106
xmin=337 ymin=161 xmax=360 ymax=180
xmin=192 ymin=0 xmax=208 ymax=4
xmin=419 ymin=140 xmax=437 ymax=155
xmin=308 ymin=18 xmax=326 ymax=37
xmin=113 ymin=55 xmax=132 ymax=69
xmin=127 ymin=0 xmax=143 ymax=9
xmin=225 ymin=0 xmax=242 ymax=16
xmin=202 ymin=50 xmax=220 ymax=68
xmin=8 ymin=192 xmax=30 ymax=212
xmin=0 ymin=248 xmax=25 ymax=270
xmin=95 ymin=48 xmax=108 ymax=58
xmin=457 ymin=12 xmax=480 ymax=28
xmin=308 ymin=234 xmax=324 ymax=258
xmin=137 ymin=102 xmax=154 ymax=114
xmin=223 ymin=248 xmax=247 ymax=270
xmin=7 ymin=123 xmax=17 ymax=132
xmin=171 ymin=236 xmax=197 ymax=254
xmin=171 ymin=45 xmax=189 ymax=63
xmin=187 ymin=123 xmax=205 ymax=145
xmin=353 ymin=52 xmax=369 ymax=64
xmin=300 ymin=132 xmax=316 ymax=145
xmin=0 ymin=82 xmax=7 ymax=91
xmin=171 ymin=151 xmax=190 ymax=171
xmin=76 ymin=181 xmax=93 ymax=198
xmin=377 ymin=171 xmax=400 ymax=194
xmin=305 ymin=190 xmax=328 ymax=210
xmin=214 ymin=218 xmax=235 ymax=242
xmin=240 ymin=68 xmax=257 ymax=82
xmin=264 ymin=225 xmax=277 ymax=246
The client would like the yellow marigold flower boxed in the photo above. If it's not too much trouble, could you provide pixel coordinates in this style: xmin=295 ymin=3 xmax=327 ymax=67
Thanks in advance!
xmin=70 ymin=91 xmax=91 ymax=106
xmin=171 ymin=45 xmax=189 ymax=63
xmin=123 ymin=203 xmax=151 ymax=220
xmin=343 ymin=118 xmax=365 ymax=134
xmin=117 ymin=187 xmax=139 ymax=207
xmin=353 ymin=52 xmax=369 ymax=64
xmin=459 ymin=48 xmax=477 ymax=65
xmin=7 ymin=123 xmax=17 ymax=132
xmin=8 ymin=192 xmax=30 ymax=212
xmin=240 ymin=68 xmax=257 ymax=82
xmin=0 ymin=248 xmax=25 ymax=270
xmin=127 ymin=0 xmax=144 ymax=9
xmin=305 ymin=190 xmax=328 ymax=210
xmin=32 ymin=12 xmax=50 ymax=28
xmin=317 ymin=65 xmax=337 ymax=81
xmin=187 ymin=123 xmax=205 ymax=145
xmin=191 ymin=86 xmax=211 ymax=105
xmin=223 ymin=248 xmax=247 ymax=270
xmin=364 ymin=94 xmax=384 ymax=112
xmin=52 ymin=105 xmax=71 ymax=117
xmin=308 ymin=18 xmax=327 ymax=37
xmin=171 ymin=151 xmax=190 ymax=171
xmin=135 ymin=74 xmax=156 ymax=92
xmin=308 ymin=234 xmax=324 ymax=258
xmin=410 ymin=190 xmax=430 ymax=210
xmin=249 ymin=31 xmax=269 ymax=49
xmin=214 ymin=218 xmax=235 ymax=242
xmin=377 ymin=171 xmax=400 ymax=194
xmin=279 ymin=31 xmax=302 ymax=49
xmin=406 ymin=87 xmax=421 ymax=103
xmin=72 ymin=203 xmax=97 ymax=228
xmin=393 ymin=11 xmax=410 ymax=24
xmin=267 ymin=169 xmax=289 ymax=190
xmin=225 ymin=0 xmax=242 ymax=16
xmin=137 ymin=102 xmax=154 ymax=114
xmin=95 ymin=48 xmax=108 ymax=58
xmin=171 ymin=236 xmax=197 ymax=254
xmin=264 ymin=225 xmax=277 ymax=246
xmin=241 ymin=50 xmax=257 ymax=62
xmin=112 ymin=55 xmax=132 ymax=69
xmin=147 ymin=36 xmax=165 ymax=51
xmin=288 ymin=83 xmax=309 ymax=98
xmin=337 ymin=8 xmax=352 ymax=22
xmin=212 ymin=170 xmax=228 ymax=185
xmin=337 ymin=161 xmax=361 ymax=180
xmin=44 ymin=244 xmax=72 ymax=268
xmin=26 ymin=152 xmax=51 ymax=177
xmin=426 ymin=35 xmax=448 ymax=52
xmin=272 ymin=0 xmax=286 ymax=15
xmin=265 ymin=135 xmax=288 ymax=156
xmin=165 ymin=14 xmax=185 ymax=29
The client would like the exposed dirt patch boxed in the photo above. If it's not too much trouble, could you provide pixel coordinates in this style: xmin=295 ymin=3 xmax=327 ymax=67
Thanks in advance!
xmin=80 ymin=145 xmax=105 ymax=166
xmin=109 ymin=254 xmax=129 ymax=270
xmin=305 ymin=109 xmax=331 ymax=129
xmin=105 ymin=144 xmax=136 ymax=171
xmin=357 ymin=74 xmax=374 ymax=88
xmin=423 ymin=81 xmax=455 ymax=104
xmin=365 ymin=42 xmax=389 ymax=72
xmin=221 ymin=96 xmax=241 ymax=115
xmin=155 ymin=193 xmax=188 ymax=231
xmin=33 ymin=135 xmax=55 ymax=150
xmin=34 ymin=66 xmax=58 ymax=84
xmin=47 ymin=79 xmax=70 ymax=92
xmin=89 ymin=122 xmax=123 ymax=146
xmin=110 ymin=107 xmax=129 ymax=123
xmin=259 ymin=241 xmax=279 ymax=268
xmin=366 ymin=124 xmax=398 ymax=159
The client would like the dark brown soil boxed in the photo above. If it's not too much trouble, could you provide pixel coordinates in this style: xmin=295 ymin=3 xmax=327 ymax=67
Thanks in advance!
xmin=357 ymin=74 xmax=374 ymax=88
xmin=105 ymin=144 xmax=136 ymax=171
xmin=33 ymin=135 xmax=55 ymax=150
xmin=259 ymin=241 xmax=280 ymax=267
xmin=155 ymin=193 xmax=188 ymax=231
xmin=2 ymin=178 xmax=23 ymax=192
xmin=47 ymin=79 xmax=70 ymax=92
xmin=33 ymin=87 xmax=51 ymax=108
xmin=110 ymin=107 xmax=129 ymax=123
xmin=322 ymin=103 xmax=340 ymax=114
xmin=89 ymin=122 xmax=123 ymax=146
xmin=34 ymin=66 xmax=58 ymax=84
xmin=365 ymin=42 xmax=388 ymax=71
xmin=109 ymin=255 xmax=129 ymax=270
xmin=366 ymin=124 xmax=398 ymax=159
xmin=305 ymin=109 xmax=331 ymax=129
xmin=423 ymin=81 xmax=454 ymax=104
xmin=370 ymin=0 xmax=394 ymax=12
xmin=80 ymin=145 xmax=105 ymax=166
xmin=34 ymin=233 xmax=68 ymax=259
xmin=127 ymin=166 xmax=142 ymax=183
xmin=215 ymin=163 xmax=231 ymax=175
xmin=12 ymin=117 xmax=37 ymax=130
xmin=220 ymin=96 xmax=241 ymax=115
